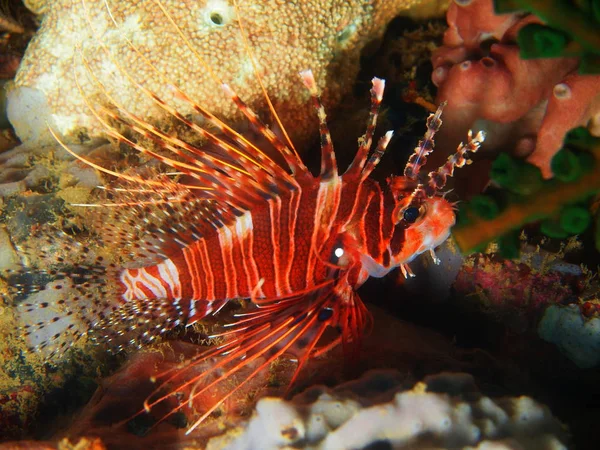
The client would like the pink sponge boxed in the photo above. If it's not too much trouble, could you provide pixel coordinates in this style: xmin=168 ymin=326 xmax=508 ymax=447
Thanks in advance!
xmin=432 ymin=0 xmax=600 ymax=178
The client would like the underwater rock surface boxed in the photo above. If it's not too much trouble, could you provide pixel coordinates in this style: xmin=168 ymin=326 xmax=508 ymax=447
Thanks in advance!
xmin=538 ymin=305 xmax=600 ymax=369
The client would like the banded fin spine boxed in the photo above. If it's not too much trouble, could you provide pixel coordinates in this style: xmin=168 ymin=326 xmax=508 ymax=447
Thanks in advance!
xmin=92 ymin=0 xmax=307 ymax=184
xmin=425 ymin=129 xmax=486 ymax=196
xmin=403 ymin=102 xmax=446 ymax=180
xmin=299 ymin=69 xmax=337 ymax=179
xmin=344 ymin=77 xmax=386 ymax=178
xmin=136 ymin=278 xmax=371 ymax=435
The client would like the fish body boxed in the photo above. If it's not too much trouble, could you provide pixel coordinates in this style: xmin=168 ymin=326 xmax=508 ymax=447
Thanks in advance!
xmin=9 ymin=0 xmax=485 ymax=433
xmin=118 ymin=166 xmax=456 ymax=326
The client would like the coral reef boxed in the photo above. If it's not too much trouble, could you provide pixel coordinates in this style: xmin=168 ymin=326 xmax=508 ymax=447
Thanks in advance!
xmin=0 ymin=6 xmax=36 ymax=129
xmin=8 ymin=0 xmax=440 ymax=148
xmin=431 ymin=0 xmax=600 ymax=179
xmin=0 ymin=147 xmax=114 ymax=441
xmin=453 ymin=249 xmax=584 ymax=327
xmin=3 ymin=2 xmax=600 ymax=448
xmin=207 ymin=371 xmax=568 ymax=450
xmin=0 ymin=297 xmax=109 ymax=441
xmin=451 ymin=241 xmax=600 ymax=369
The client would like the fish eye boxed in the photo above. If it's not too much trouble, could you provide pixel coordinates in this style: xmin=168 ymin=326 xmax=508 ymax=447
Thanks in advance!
xmin=403 ymin=206 xmax=420 ymax=223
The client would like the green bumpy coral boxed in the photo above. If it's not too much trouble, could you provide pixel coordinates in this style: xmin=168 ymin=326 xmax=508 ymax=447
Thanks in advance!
xmin=494 ymin=0 xmax=600 ymax=73
xmin=452 ymin=127 xmax=600 ymax=257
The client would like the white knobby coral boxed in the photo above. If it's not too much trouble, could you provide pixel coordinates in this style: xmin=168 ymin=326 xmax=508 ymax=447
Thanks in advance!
xmin=207 ymin=371 xmax=568 ymax=450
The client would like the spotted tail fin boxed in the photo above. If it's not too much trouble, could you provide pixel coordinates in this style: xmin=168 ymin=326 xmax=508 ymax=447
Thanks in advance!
xmin=5 ymin=175 xmax=231 ymax=360
xmin=4 ymin=227 xmax=123 ymax=359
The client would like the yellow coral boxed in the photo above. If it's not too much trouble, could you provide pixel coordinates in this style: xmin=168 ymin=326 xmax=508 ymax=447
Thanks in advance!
xmin=12 ymin=0 xmax=440 ymax=148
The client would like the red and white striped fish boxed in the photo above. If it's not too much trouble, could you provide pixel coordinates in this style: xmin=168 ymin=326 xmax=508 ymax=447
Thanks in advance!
xmin=10 ymin=0 xmax=485 ymax=434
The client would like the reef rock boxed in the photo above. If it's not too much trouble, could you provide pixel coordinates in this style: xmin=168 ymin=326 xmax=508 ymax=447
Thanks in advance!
xmin=9 ymin=0 xmax=441 ymax=149
xmin=538 ymin=304 xmax=600 ymax=369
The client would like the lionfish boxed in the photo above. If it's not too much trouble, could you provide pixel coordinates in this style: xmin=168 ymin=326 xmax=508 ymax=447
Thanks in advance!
xmin=10 ymin=0 xmax=485 ymax=435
